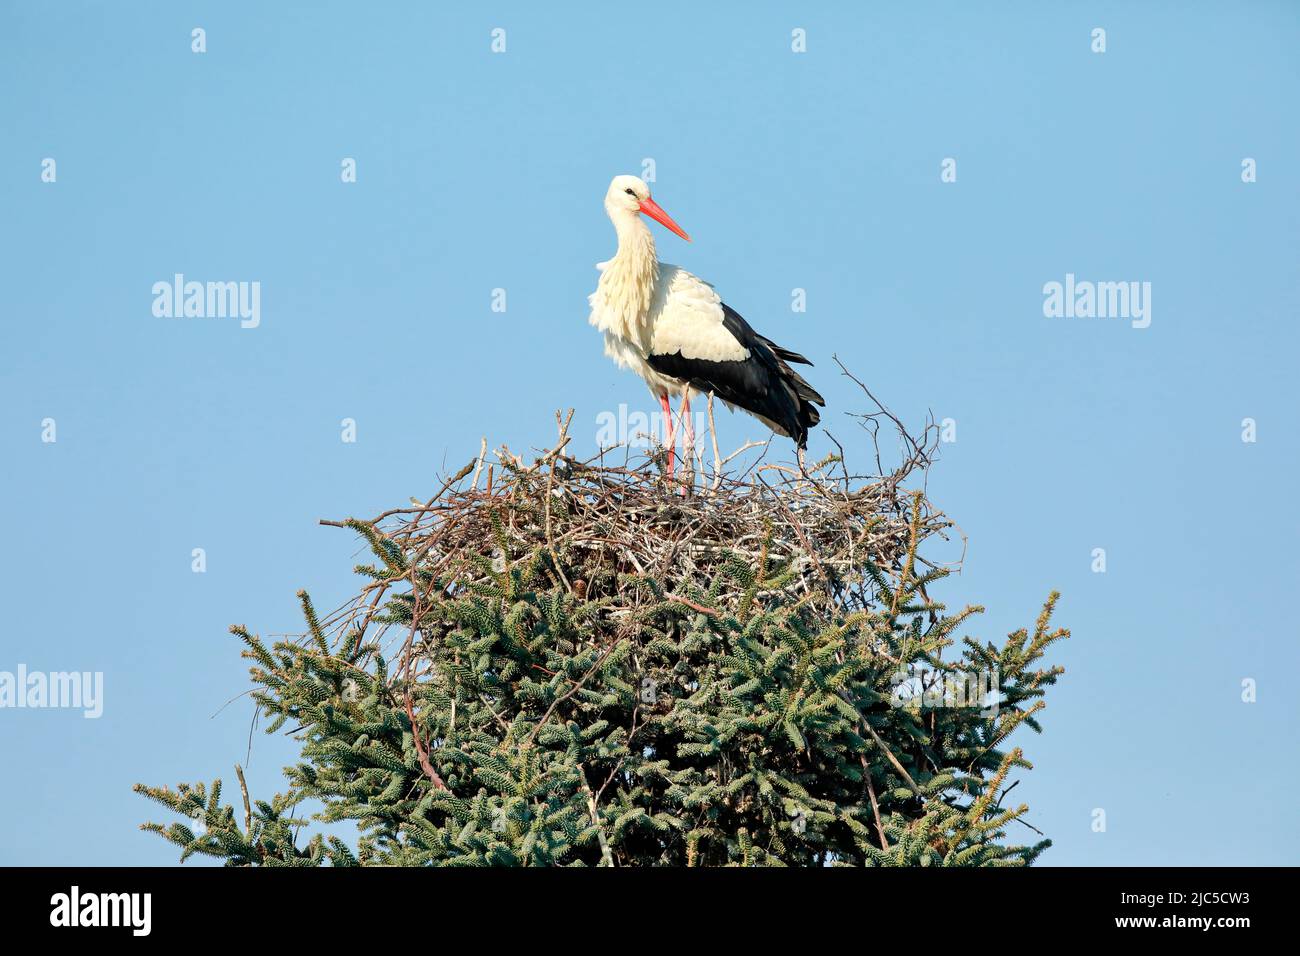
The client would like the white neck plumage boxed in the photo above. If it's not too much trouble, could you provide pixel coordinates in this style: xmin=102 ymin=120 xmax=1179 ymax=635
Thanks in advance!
xmin=596 ymin=211 xmax=660 ymax=347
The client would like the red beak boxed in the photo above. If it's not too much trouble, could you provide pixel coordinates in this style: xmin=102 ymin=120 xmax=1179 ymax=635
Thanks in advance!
xmin=638 ymin=197 xmax=691 ymax=241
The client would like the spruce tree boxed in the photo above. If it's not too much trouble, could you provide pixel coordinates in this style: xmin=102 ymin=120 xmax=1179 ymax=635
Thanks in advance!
xmin=135 ymin=420 xmax=1069 ymax=866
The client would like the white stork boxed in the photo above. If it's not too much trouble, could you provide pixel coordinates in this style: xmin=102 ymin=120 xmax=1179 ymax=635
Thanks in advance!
xmin=588 ymin=174 xmax=824 ymax=475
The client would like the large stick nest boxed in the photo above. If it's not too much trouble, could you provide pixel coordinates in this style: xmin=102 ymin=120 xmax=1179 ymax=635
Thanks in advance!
xmin=316 ymin=368 xmax=957 ymax=664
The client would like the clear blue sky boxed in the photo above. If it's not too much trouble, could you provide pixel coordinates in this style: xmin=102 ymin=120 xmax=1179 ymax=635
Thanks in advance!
xmin=2 ymin=1 xmax=1297 ymax=866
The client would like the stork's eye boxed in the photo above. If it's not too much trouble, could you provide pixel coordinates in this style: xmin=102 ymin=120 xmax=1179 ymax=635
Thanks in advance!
xmin=624 ymin=188 xmax=636 ymax=197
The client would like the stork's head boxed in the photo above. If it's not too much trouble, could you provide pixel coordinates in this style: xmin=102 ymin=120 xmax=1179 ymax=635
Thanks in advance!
xmin=604 ymin=174 xmax=690 ymax=241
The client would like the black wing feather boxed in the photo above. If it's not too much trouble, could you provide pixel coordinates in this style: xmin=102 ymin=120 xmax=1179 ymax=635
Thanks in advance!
xmin=646 ymin=303 xmax=825 ymax=447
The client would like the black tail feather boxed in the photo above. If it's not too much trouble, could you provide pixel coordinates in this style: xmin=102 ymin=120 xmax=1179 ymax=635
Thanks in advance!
xmin=760 ymin=336 xmax=814 ymax=367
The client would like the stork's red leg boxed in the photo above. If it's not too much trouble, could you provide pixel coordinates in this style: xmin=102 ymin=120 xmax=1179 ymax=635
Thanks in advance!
xmin=659 ymin=392 xmax=675 ymax=477
xmin=681 ymin=391 xmax=694 ymax=472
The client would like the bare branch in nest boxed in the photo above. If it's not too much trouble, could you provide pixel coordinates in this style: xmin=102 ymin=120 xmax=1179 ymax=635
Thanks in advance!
xmin=833 ymin=354 xmax=940 ymax=488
